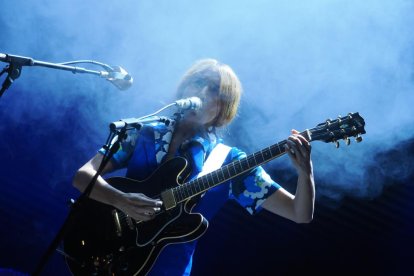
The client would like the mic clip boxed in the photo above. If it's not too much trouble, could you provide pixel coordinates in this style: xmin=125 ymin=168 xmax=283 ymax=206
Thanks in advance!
xmin=0 ymin=62 xmax=23 ymax=97
xmin=105 ymin=65 xmax=133 ymax=90
xmin=110 ymin=116 xmax=172 ymax=131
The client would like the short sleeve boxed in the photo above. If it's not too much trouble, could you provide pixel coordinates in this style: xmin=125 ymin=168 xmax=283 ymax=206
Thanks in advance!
xmin=98 ymin=128 xmax=140 ymax=169
xmin=228 ymin=148 xmax=281 ymax=215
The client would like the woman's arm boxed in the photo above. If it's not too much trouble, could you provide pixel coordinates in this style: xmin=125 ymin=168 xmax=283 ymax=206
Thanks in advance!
xmin=73 ymin=153 xmax=162 ymax=221
xmin=262 ymin=130 xmax=315 ymax=223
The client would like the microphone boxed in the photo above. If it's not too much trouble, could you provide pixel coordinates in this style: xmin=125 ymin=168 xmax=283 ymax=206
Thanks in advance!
xmin=175 ymin=97 xmax=202 ymax=110
xmin=105 ymin=65 xmax=133 ymax=90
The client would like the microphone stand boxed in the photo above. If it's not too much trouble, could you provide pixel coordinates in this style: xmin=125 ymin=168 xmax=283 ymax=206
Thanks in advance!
xmin=0 ymin=53 xmax=112 ymax=99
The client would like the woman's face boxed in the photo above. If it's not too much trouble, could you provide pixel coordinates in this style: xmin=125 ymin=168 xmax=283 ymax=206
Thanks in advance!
xmin=181 ymin=86 xmax=220 ymax=127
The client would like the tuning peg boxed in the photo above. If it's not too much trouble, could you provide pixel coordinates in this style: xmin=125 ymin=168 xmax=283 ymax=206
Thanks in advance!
xmin=345 ymin=137 xmax=351 ymax=145
xmin=355 ymin=135 xmax=363 ymax=143
xmin=334 ymin=140 xmax=340 ymax=148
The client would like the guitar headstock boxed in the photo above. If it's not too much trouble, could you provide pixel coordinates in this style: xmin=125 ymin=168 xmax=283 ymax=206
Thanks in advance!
xmin=308 ymin=112 xmax=366 ymax=147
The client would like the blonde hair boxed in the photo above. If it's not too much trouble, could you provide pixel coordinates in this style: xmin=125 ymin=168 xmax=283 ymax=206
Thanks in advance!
xmin=176 ymin=59 xmax=242 ymax=127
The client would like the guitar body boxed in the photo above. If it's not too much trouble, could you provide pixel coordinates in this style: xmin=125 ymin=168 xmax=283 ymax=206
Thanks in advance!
xmin=63 ymin=157 xmax=208 ymax=276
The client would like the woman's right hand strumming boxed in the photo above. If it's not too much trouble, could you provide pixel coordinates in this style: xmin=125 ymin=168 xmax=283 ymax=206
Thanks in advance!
xmin=73 ymin=153 xmax=163 ymax=221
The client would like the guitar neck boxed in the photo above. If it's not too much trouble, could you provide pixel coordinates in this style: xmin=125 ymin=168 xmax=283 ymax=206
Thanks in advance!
xmin=171 ymin=130 xmax=311 ymax=203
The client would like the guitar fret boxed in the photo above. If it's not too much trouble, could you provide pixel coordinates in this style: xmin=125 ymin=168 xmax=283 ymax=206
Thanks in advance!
xmin=184 ymin=185 xmax=189 ymax=198
xmin=260 ymin=150 xmax=265 ymax=163
xmin=207 ymin=173 xmax=214 ymax=188
xmin=208 ymin=173 xmax=216 ymax=188
xmin=210 ymin=173 xmax=216 ymax=187
xmin=255 ymin=151 xmax=264 ymax=164
xmin=271 ymin=144 xmax=279 ymax=156
xmin=213 ymin=172 xmax=219 ymax=183
xmin=204 ymin=175 xmax=210 ymax=189
xmin=187 ymin=181 xmax=194 ymax=196
xmin=198 ymin=178 xmax=204 ymax=192
xmin=174 ymin=187 xmax=183 ymax=201
xmin=231 ymin=163 xmax=237 ymax=175
xmin=194 ymin=179 xmax=200 ymax=193
xmin=236 ymin=160 xmax=242 ymax=173
xmin=178 ymin=187 xmax=184 ymax=202
xmin=224 ymin=165 xmax=231 ymax=179
xmin=239 ymin=159 xmax=247 ymax=171
xmin=196 ymin=178 xmax=200 ymax=191
xmin=263 ymin=148 xmax=268 ymax=159
xmin=265 ymin=147 xmax=272 ymax=158
xmin=174 ymin=188 xmax=181 ymax=202
xmin=218 ymin=169 xmax=225 ymax=182
xmin=186 ymin=184 xmax=193 ymax=197
xmin=183 ymin=186 xmax=187 ymax=199
xmin=178 ymin=188 xmax=183 ymax=202
xmin=196 ymin=180 xmax=201 ymax=193
xmin=172 ymin=188 xmax=177 ymax=202
xmin=276 ymin=142 xmax=283 ymax=155
xmin=205 ymin=175 xmax=210 ymax=189
xmin=241 ymin=158 xmax=247 ymax=169
xmin=193 ymin=182 xmax=198 ymax=195
xmin=252 ymin=153 xmax=258 ymax=165
xmin=179 ymin=186 xmax=185 ymax=199
xmin=199 ymin=176 xmax=205 ymax=190
xmin=204 ymin=174 xmax=211 ymax=189
xmin=211 ymin=172 xmax=217 ymax=184
xmin=188 ymin=184 xmax=193 ymax=197
xmin=247 ymin=156 xmax=255 ymax=168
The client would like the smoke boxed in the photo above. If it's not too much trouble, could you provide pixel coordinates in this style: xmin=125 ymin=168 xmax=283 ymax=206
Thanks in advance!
xmin=0 ymin=0 xmax=413 ymax=208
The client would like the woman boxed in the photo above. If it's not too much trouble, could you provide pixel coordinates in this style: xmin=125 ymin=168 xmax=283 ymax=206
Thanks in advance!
xmin=73 ymin=59 xmax=315 ymax=275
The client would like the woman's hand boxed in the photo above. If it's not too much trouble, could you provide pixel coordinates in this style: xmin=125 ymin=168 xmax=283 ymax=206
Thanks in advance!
xmin=284 ymin=129 xmax=313 ymax=176
xmin=115 ymin=192 xmax=163 ymax=222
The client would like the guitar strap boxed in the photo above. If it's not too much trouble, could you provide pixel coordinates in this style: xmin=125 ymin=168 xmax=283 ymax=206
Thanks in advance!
xmin=197 ymin=143 xmax=232 ymax=178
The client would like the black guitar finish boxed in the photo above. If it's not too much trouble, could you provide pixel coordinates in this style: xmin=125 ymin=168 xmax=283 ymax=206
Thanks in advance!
xmin=64 ymin=157 xmax=208 ymax=276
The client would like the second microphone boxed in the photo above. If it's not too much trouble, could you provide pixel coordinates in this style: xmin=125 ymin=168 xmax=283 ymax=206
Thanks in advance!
xmin=175 ymin=97 xmax=202 ymax=110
